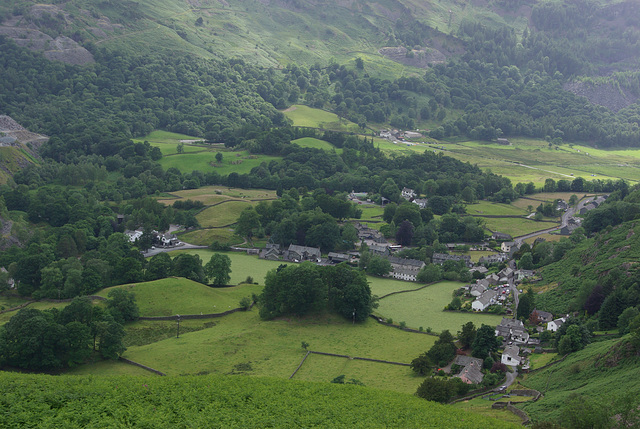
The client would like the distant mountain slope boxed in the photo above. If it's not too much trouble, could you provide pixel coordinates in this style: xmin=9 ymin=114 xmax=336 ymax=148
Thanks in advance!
xmin=536 ymin=220 xmax=640 ymax=315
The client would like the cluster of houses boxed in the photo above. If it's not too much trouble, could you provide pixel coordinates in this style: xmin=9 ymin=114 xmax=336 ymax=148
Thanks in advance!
xmin=448 ymin=311 xmax=569 ymax=385
xmin=465 ymin=266 xmax=534 ymax=312
xmin=494 ymin=312 xmax=568 ymax=371
xmin=125 ymin=229 xmax=180 ymax=248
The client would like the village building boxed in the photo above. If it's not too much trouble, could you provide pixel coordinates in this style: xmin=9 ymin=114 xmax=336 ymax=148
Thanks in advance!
xmin=327 ymin=252 xmax=352 ymax=264
xmin=401 ymin=187 xmax=417 ymax=200
xmin=369 ymin=244 xmax=392 ymax=257
xmin=478 ymin=253 xmax=509 ymax=265
xmin=412 ymin=198 xmax=428 ymax=209
xmin=501 ymin=345 xmax=522 ymax=367
xmin=530 ymin=309 xmax=553 ymax=324
xmin=485 ymin=273 xmax=500 ymax=285
xmin=469 ymin=266 xmax=489 ymax=275
xmin=492 ymin=232 xmax=512 ymax=241
xmin=432 ymin=253 xmax=473 ymax=268
xmin=470 ymin=282 xmax=487 ymax=297
xmin=500 ymin=241 xmax=518 ymax=254
xmin=285 ymin=244 xmax=321 ymax=263
xmin=515 ymin=269 xmax=535 ymax=282
xmin=496 ymin=138 xmax=510 ymax=145
xmin=125 ymin=229 xmax=144 ymax=243
xmin=547 ymin=317 xmax=566 ymax=332
xmin=259 ymin=243 xmax=282 ymax=260
xmin=453 ymin=355 xmax=485 ymax=385
xmin=472 ymin=290 xmax=498 ymax=311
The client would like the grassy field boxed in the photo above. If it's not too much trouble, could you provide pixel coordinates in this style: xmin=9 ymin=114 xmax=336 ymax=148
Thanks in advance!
xmin=434 ymin=139 xmax=640 ymax=186
xmin=177 ymin=227 xmax=243 ymax=246
xmin=168 ymin=250 xmax=284 ymax=285
xmin=371 ymin=280 xmax=503 ymax=333
xmin=528 ymin=352 xmax=559 ymax=370
xmin=453 ymin=398 xmax=524 ymax=425
xmin=482 ymin=217 xmax=560 ymax=238
xmin=133 ymin=130 xmax=205 ymax=155
xmin=159 ymin=150 xmax=281 ymax=175
xmin=355 ymin=204 xmax=384 ymax=221
xmin=195 ymin=200 xmax=254 ymax=228
xmin=97 ymin=278 xmax=262 ymax=316
xmin=291 ymin=137 xmax=337 ymax=151
xmin=283 ymin=105 xmax=360 ymax=132
xmin=523 ymin=233 xmax=565 ymax=245
xmin=158 ymin=186 xmax=277 ymax=206
xmin=100 ymin=310 xmax=436 ymax=389
xmin=293 ymin=352 xmax=423 ymax=393
xmin=466 ymin=201 xmax=528 ymax=216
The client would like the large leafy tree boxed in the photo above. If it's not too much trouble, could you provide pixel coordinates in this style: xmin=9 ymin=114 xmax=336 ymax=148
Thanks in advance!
xmin=323 ymin=263 xmax=375 ymax=322
xmin=260 ymin=262 xmax=327 ymax=319
xmin=107 ymin=288 xmax=140 ymax=324
xmin=205 ymin=253 xmax=232 ymax=286
xmin=458 ymin=322 xmax=477 ymax=350
xmin=472 ymin=324 xmax=500 ymax=359
xmin=235 ymin=207 xmax=262 ymax=243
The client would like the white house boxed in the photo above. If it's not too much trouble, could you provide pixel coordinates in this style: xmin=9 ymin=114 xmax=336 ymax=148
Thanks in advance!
xmin=401 ymin=187 xmax=417 ymax=200
xmin=472 ymin=290 xmax=497 ymax=311
xmin=125 ymin=229 xmax=143 ymax=243
xmin=547 ymin=317 xmax=566 ymax=332
xmin=501 ymin=241 xmax=517 ymax=253
xmin=501 ymin=345 xmax=521 ymax=367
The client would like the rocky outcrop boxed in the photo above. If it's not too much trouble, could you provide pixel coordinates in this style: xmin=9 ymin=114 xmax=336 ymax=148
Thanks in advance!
xmin=564 ymin=81 xmax=640 ymax=112
xmin=379 ymin=46 xmax=446 ymax=68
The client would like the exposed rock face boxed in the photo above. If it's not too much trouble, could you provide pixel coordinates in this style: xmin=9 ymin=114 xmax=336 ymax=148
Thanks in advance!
xmin=0 ymin=4 xmax=95 ymax=65
xmin=379 ymin=46 xmax=446 ymax=68
xmin=564 ymin=81 xmax=640 ymax=112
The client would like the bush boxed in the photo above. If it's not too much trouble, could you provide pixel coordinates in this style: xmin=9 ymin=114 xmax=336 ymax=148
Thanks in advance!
xmin=399 ymin=321 xmax=407 ymax=329
xmin=239 ymin=297 xmax=252 ymax=310
xmin=244 ymin=276 xmax=254 ymax=284
xmin=209 ymin=241 xmax=231 ymax=251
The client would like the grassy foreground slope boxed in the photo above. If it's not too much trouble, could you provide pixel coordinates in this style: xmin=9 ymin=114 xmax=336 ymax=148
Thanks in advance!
xmin=519 ymin=337 xmax=640 ymax=424
xmin=0 ymin=372 xmax=517 ymax=428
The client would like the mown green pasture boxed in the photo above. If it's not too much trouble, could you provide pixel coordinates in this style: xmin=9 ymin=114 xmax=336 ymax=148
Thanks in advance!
xmin=111 ymin=310 xmax=436 ymax=383
xmin=291 ymin=137 xmax=337 ymax=151
xmin=371 ymin=280 xmax=503 ymax=333
xmin=465 ymin=201 xmax=528 ymax=216
xmin=293 ymin=352 xmax=423 ymax=394
xmin=436 ymin=139 xmax=640 ymax=185
xmin=169 ymin=250 xmax=284 ymax=285
xmin=195 ymin=200 xmax=254 ymax=228
xmin=97 ymin=278 xmax=261 ymax=317
xmin=355 ymin=204 xmax=384 ymax=221
xmin=133 ymin=130 xmax=206 ymax=155
xmin=159 ymin=150 xmax=281 ymax=175
xmin=283 ymin=105 xmax=360 ymax=132
xmin=523 ymin=232 xmax=564 ymax=245
xmin=177 ymin=227 xmax=242 ymax=246
xmin=511 ymin=193 xmax=593 ymax=211
xmin=158 ymin=186 xmax=276 ymax=206
xmin=482 ymin=217 xmax=560 ymax=238
xmin=0 ymin=371 xmax=518 ymax=428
